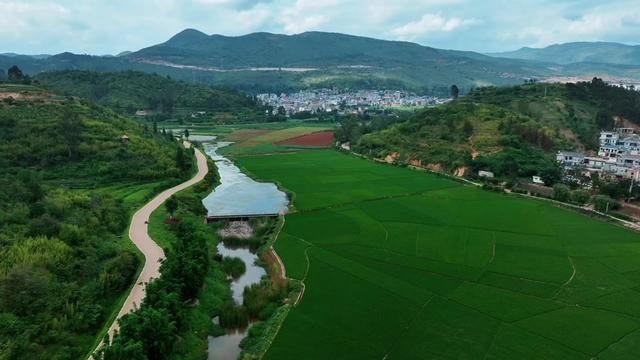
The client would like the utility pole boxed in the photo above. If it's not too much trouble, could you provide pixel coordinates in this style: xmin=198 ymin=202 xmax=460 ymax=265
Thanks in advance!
xmin=629 ymin=168 xmax=639 ymax=200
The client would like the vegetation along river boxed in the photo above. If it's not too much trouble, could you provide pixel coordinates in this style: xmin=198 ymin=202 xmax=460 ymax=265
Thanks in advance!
xmin=202 ymin=141 xmax=288 ymax=360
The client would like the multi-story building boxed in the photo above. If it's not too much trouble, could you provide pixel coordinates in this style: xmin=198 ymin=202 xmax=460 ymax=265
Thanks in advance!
xmin=559 ymin=128 xmax=640 ymax=180
xmin=598 ymin=128 xmax=640 ymax=158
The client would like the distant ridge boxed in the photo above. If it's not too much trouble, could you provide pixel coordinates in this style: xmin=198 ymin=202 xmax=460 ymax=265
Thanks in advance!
xmin=2 ymin=30 xmax=640 ymax=94
xmin=0 ymin=52 xmax=51 ymax=60
xmin=489 ymin=42 xmax=640 ymax=66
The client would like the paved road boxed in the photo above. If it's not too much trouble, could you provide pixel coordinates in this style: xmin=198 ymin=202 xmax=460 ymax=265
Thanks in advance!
xmin=94 ymin=142 xmax=209 ymax=354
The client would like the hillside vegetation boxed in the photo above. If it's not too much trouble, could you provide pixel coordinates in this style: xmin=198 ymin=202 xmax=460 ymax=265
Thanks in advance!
xmin=4 ymin=31 xmax=640 ymax=94
xmin=0 ymin=87 xmax=195 ymax=359
xmin=353 ymin=80 xmax=640 ymax=179
xmin=35 ymin=70 xmax=266 ymax=122
xmin=491 ymin=42 xmax=640 ymax=66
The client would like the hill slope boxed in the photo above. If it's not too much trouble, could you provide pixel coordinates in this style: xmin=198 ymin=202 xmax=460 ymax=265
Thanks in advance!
xmin=490 ymin=42 xmax=640 ymax=66
xmin=0 ymin=85 xmax=195 ymax=359
xmin=35 ymin=70 xmax=262 ymax=121
xmin=353 ymin=80 xmax=640 ymax=179
xmin=3 ymin=32 xmax=640 ymax=94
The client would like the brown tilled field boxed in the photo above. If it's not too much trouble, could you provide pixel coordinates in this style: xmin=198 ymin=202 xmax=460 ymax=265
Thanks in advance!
xmin=275 ymin=131 xmax=334 ymax=146
xmin=224 ymin=129 xmax=270 ymax=141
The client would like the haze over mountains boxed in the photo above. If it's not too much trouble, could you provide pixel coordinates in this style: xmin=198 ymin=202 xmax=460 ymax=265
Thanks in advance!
xmin=2 ymin=29 xmax=639 ymax=94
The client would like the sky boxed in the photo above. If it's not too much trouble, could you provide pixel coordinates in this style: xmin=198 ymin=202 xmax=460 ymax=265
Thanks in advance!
xmin=2 ymin=0 xmax=639 ymax=55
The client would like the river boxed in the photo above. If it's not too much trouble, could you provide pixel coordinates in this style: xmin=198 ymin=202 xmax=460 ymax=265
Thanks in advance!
xmin=201 ymin=141 xmax=288 ymax=360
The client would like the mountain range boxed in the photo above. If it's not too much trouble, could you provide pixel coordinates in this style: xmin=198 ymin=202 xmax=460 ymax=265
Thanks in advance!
xmin=2 ymin=30 xmax=639 ymax=94
xmin=490 ymin=42 xmax=640 ymax=66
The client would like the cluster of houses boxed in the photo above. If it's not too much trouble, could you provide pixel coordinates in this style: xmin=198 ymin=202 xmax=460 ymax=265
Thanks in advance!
xmin=257 ymin=89 xmax=447 ymax=115
xmin=557 ymin=128 xmax=640 ymax=180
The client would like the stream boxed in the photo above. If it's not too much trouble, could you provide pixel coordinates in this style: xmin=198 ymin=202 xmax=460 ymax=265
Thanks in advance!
xmin=201 ymin=141 xmax=288 ymax=360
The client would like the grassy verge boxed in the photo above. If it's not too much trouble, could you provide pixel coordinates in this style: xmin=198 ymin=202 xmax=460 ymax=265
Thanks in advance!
xmin=143 ymin=154 xmax=236 ymax=360
xmin=86 ymin=143 xmax=200 ymax=358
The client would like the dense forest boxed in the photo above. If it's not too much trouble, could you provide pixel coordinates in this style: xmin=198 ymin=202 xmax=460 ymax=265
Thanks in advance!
xmin=35 ymin=70 xmax=267 ymax=123
xmin=348 ymin=80 xmax=640 ymax=182
xmin=0 ymin=88 xmax=195 ymax=359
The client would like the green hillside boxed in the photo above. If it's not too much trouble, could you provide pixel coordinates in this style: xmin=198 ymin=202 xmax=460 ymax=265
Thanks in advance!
xmin=0 ymin=86 xmax=195 ymax=359
xmin=354 ymin=79 xmax=640 ymax=179
xmin=35 ymin=70 xmax=265 ymax=122
xmin=4 ymin=31 xmax=640 ymax=94
xmin=491 ymin=42 xmax=640 ymax=66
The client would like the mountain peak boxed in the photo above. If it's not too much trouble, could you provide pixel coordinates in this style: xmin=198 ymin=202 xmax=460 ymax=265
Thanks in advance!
xmin=165 ymin=28 xmax=209 ymax=45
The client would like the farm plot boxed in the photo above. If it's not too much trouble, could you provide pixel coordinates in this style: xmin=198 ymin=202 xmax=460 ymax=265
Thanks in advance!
xmin=222 ymin=126 xmax=333 ymax=155
xmin=237 ymin=150 xmax=640 ymax=359
xmin=275 ymin=130 xmax=334 ymax=147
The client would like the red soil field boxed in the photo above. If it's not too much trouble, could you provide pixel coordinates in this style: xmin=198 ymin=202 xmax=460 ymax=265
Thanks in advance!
xmin=276 ymin=131 xmax=334 ymax=147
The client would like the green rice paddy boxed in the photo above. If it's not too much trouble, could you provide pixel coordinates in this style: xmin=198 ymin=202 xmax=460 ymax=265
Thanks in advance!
xmin=236 ymin=150 xmax=640 ymax=359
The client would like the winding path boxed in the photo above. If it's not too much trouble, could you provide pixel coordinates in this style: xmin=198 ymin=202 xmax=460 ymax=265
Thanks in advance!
xmin=92 ymin=142 xmax=209 ymax=356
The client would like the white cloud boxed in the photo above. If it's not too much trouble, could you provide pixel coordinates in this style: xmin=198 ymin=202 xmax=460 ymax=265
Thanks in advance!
xmin=1 ymin=0 xmax=639 ymax=55
xmin=234 ymin=4 xmax=272 ymax=31
xmin=0 ymin=2 xmax=70 ymax=38
xmin=283 ymin=15 xmax=327 ymax=33
xmin=391 ymin=13 xmax=479 ymax=39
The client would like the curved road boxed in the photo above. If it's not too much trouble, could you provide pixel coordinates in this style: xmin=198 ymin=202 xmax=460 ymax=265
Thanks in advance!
xmin=94 ymin=142 xmax=209 ymax=354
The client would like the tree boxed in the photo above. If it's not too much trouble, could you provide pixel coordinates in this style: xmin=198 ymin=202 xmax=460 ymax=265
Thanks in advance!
xmin=165 ymin=195 xmax=178 ymax=218
xmin=552 ymin=184 xmax=571 ymax=202
xmin=596 ymin=110 xmax=615 ymax=130
xmin=450 ymin=85 xmax=460 ymax=100
xmin=175 ymin=147 xmax=189 ymax=173
xmin=461 ymin=120 xmax=474 ymax=138
xmin=7 ymin=65 xmax=23 ymax=82
xmin=115 ymin=307 xmax=176 ymax=360
xmin=570 ymin=190 xmax=590 ymax=205
xmin=540 ymin=164 xmax=562 ymax=186
xmin=59 ymin=110 xmax=83 ymax=159
xmin=592 ymin=194 xmax=618 ymax=213
xmin=0 ymin=266 xmax=51 ymax=316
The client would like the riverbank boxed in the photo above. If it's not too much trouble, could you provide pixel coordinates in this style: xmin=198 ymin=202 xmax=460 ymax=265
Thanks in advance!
xmin=145 ymin=152 xmax=231 ymax=359
xmin=90 ymin=142 xmax=209 ymax=358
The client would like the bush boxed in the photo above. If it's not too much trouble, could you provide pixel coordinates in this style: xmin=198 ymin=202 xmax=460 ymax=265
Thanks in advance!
xmin=570 ymin=190 xmax=590 ymax=205
xmin=591 ymin=195 xmax=619 ymax=213
xmin=219 ymin=302 xmax=249 ymax=329
xmin=552 ymin=184 xmax=571 ymax=202
xmin=222 ymin=257 xmax=246 ymax=279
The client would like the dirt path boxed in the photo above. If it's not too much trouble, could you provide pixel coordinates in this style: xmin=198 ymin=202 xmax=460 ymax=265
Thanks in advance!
xmin=91 ymin=142 xmax=208 ymax=356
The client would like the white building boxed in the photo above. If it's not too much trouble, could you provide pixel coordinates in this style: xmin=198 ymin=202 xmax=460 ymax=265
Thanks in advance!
xmin=598 ymin=128 xmax=640 ymax=157
xmin=556 ymin=151 xmax=586 ymax=168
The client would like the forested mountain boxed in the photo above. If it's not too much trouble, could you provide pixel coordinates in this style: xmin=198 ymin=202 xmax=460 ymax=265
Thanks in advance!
xmin=35 ymin=70 xmax=261 ymax=118
xmin=490 ymin=42 xmax=640 ymax=66
xmin=347 ymin=79 xmax=640 ymax=180
xmin=0 ymin=84 xmax=195 ymax=359
xmin=3 ymin=31 xmax=640 ymax=94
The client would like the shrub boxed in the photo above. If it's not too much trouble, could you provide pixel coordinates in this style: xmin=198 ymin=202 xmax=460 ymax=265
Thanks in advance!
xmin=570 ymin=190 xmax=590 ymax=205
xmin=591 ymin=195 xmax=619 ymax=213
xmin=552 ymin=184 xmax=571 ymax=202
xmin=222 ymin=257 xmax=246 ymax=279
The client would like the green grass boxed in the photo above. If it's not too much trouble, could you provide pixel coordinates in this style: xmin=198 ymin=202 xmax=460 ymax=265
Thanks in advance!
xmin=235 ymin=150 xmax=640 ymax=359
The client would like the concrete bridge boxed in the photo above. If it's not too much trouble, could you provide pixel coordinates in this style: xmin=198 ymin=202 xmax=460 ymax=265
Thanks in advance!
xmin=205 ymin=213 xmax=280 ymax=223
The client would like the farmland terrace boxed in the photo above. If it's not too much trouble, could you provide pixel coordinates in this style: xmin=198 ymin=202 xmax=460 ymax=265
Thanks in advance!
xmin=237 ymin=149 xmax=640 ymax=360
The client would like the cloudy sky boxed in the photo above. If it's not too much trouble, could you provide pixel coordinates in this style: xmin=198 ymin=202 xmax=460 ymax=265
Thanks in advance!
xmin=2 ymin=0 xmax=639 ymax=55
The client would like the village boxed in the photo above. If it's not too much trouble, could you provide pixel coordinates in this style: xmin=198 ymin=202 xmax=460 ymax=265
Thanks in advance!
xmin=257 ymin=89 xmax=448 ymax=115
xmin=557 ymin=127 xmax=640 ymax=182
